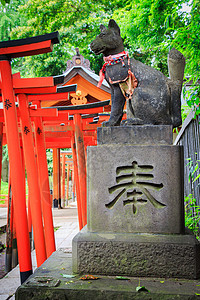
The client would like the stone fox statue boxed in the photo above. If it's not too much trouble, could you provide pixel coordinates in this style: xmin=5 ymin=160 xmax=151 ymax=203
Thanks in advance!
xmin=90 ymin=19 xmax=185 ymax=127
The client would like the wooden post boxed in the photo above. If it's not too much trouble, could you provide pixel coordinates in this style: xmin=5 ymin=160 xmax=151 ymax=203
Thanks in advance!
xmin=33 ymin=111 xmax=56 ymax=258
xmin=18 ymin=94 xmax=47 ymax=266
xmin=66 ymin=163 xmax=70 ymax=206
xmin=27 ymin=195 xmax=33 ymax=250
xmin=53 ymin=148 xmax=59 ymax=208
xmin=69 ymin=167 xmax=72 ymax=201
xmin=72 ymin=167 xmax=75 ymax=202
xmin=58 ymin=149 xmax=61 ymax=208
xmin=74 ymin=113 xmax=87 ymax=226
xmin=71 ymin=133 xmax=83 ymax=229
xmin=5 ymin=179 xmax=13 ymax=273
xmin=0 ymin=58 xmax=32 ymax=283
xmin=61 ymin=154 xmax=66 ymax=207
xmin=12 ymin=215 xmax=18 ymax=269
xmin=0 ymin=122 xmax=3 ymax=195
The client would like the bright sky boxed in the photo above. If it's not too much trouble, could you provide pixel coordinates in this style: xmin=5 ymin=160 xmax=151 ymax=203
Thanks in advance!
xmin=181 ymin=1 xmax=192 ymax=13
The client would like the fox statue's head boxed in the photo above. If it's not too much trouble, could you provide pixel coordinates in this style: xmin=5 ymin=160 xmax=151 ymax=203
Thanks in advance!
xmin=90 ymin=19 xmax=124 ymax=57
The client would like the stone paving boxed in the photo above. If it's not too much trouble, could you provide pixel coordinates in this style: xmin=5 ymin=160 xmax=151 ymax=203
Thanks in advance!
xmin=0 ymin=204 xmax=79 ymax=300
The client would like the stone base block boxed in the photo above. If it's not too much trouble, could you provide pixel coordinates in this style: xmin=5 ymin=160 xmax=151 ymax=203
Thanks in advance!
xmin=87 ymin=144 xmax=184 ymax=234
xmin=72 ymin=227 xmax=200 ymax=279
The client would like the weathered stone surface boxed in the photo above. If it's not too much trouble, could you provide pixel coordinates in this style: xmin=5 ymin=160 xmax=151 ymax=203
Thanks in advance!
xmin=25 ymin=276 xmax=60 ymax=287
xmin=87 ymin=144 xmax=184 ymax=234
xmin=16 ymin=249 xmax=200 ymax=299
xmin=73 ymin=227 xmax=200 ymax=279
xmin=97 ymin=125 xmax=173 ymax=145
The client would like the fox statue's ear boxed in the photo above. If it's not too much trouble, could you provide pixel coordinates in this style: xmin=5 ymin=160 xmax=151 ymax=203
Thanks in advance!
xmin=108 ymin=19 xmax=120 ymax=35
xmin=100 ymin=24 xmax=106 ymax=32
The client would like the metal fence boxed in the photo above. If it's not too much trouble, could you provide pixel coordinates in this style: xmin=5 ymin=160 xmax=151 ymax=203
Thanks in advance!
xmin=174 ymin=111 xmax=200 ymax=204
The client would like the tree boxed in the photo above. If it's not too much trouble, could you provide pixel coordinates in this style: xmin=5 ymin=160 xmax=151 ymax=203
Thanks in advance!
xmin=10 ymin=0 xmax=116 ymax=76
xmin=0 ymin=0 xmax=10 ymax=5
xmin=172 ymin=0 xmax=200 ymax=115
xmin=0 ymin=0 xmax=25 ymax=41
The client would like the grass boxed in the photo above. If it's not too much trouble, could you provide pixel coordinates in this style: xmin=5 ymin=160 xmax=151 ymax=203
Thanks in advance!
xmin=54 ymin=226 xmax=60 ymax=232
xmin=0 ymin=180 xmax=8 ymax=195
xmin=0 ymin=180 xmax=29 ymax=196
xmin=0 ymin=181 xmax=8 ymax=204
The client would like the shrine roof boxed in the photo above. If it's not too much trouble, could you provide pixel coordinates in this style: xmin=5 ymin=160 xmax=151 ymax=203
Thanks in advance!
xmin=41 ymin=48 xmax=111 ymax=108
xmin=62 ymin=48 xmax=110 ymax=93
xmin=62 ymin=65 xmax=110 ymax=93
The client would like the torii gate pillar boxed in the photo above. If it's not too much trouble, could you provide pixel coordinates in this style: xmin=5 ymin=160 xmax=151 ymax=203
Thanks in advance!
xmin=0 ymin=58 xmax=32 ymax=283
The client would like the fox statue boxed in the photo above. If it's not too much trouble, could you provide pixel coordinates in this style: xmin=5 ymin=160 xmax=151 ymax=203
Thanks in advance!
xmin=90 ymin=19 xmax=185 ymax=127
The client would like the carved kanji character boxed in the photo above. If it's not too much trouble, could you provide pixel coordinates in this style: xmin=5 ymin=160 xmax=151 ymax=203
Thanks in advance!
xmin=106 ymin=161 xmax=165 ymax=214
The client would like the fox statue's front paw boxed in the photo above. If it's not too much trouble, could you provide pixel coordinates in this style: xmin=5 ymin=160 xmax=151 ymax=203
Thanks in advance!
xmin=121 ymin=118 xmax=144 ymax=126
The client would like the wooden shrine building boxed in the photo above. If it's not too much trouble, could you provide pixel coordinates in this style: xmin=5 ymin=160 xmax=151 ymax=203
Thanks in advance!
xmin=42 ymin=48 xmax=111 ymax=109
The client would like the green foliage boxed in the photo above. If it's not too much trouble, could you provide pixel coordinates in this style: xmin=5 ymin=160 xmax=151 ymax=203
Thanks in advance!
xmin=172 ymin=0 xmax=200 ymax=117
xmin=46 ymin=149 xmax=53 ymax=176
xmin=0 ymin=180 xmax=8 ymax=194
xmin=0 ymin=241 xmax=5 ymax=252
xmin=54 ymin=226 xmax=60 ymax=232
xmin=0 ymin=0 xmax=10 ymax=6
xmin=185 ymin=156 xmax=200 ymax=238
xmin=183 ymin=84 xmax=200 ymax=117
xmin=186 ymin=156 xmax=200 ymax=184
xmin=2 ymin=145 xmax=8 ymax=163
xmin=0 ymin=0 xmax=26 ymax=41
xmin=185 ymin=194 xmax=200 ymax=238
xmin=181 ymin=102 xmax=192 ymax=122
xmin=172 ymin=1 xmax=200 ymax=76
xmin=9 ymin=0 xmax=114 ymax=76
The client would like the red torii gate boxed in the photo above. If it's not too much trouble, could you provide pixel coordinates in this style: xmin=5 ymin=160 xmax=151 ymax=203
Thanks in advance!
xmin=0 ymin=31 xmax=76 ymax=283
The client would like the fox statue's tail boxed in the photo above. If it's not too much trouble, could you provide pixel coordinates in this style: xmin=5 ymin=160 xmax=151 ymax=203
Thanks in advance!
xmin=167 ymin=48 xmax=186 ymax=127
xmin=168 ymin=48 xmax=185 ymax=83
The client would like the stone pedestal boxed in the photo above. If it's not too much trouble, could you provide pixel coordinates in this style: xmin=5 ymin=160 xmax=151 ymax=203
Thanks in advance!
xmin=72 ymin=126 xmax=200 ymax=279
xmin=73 ymin=227 xmax=200 ymax=279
